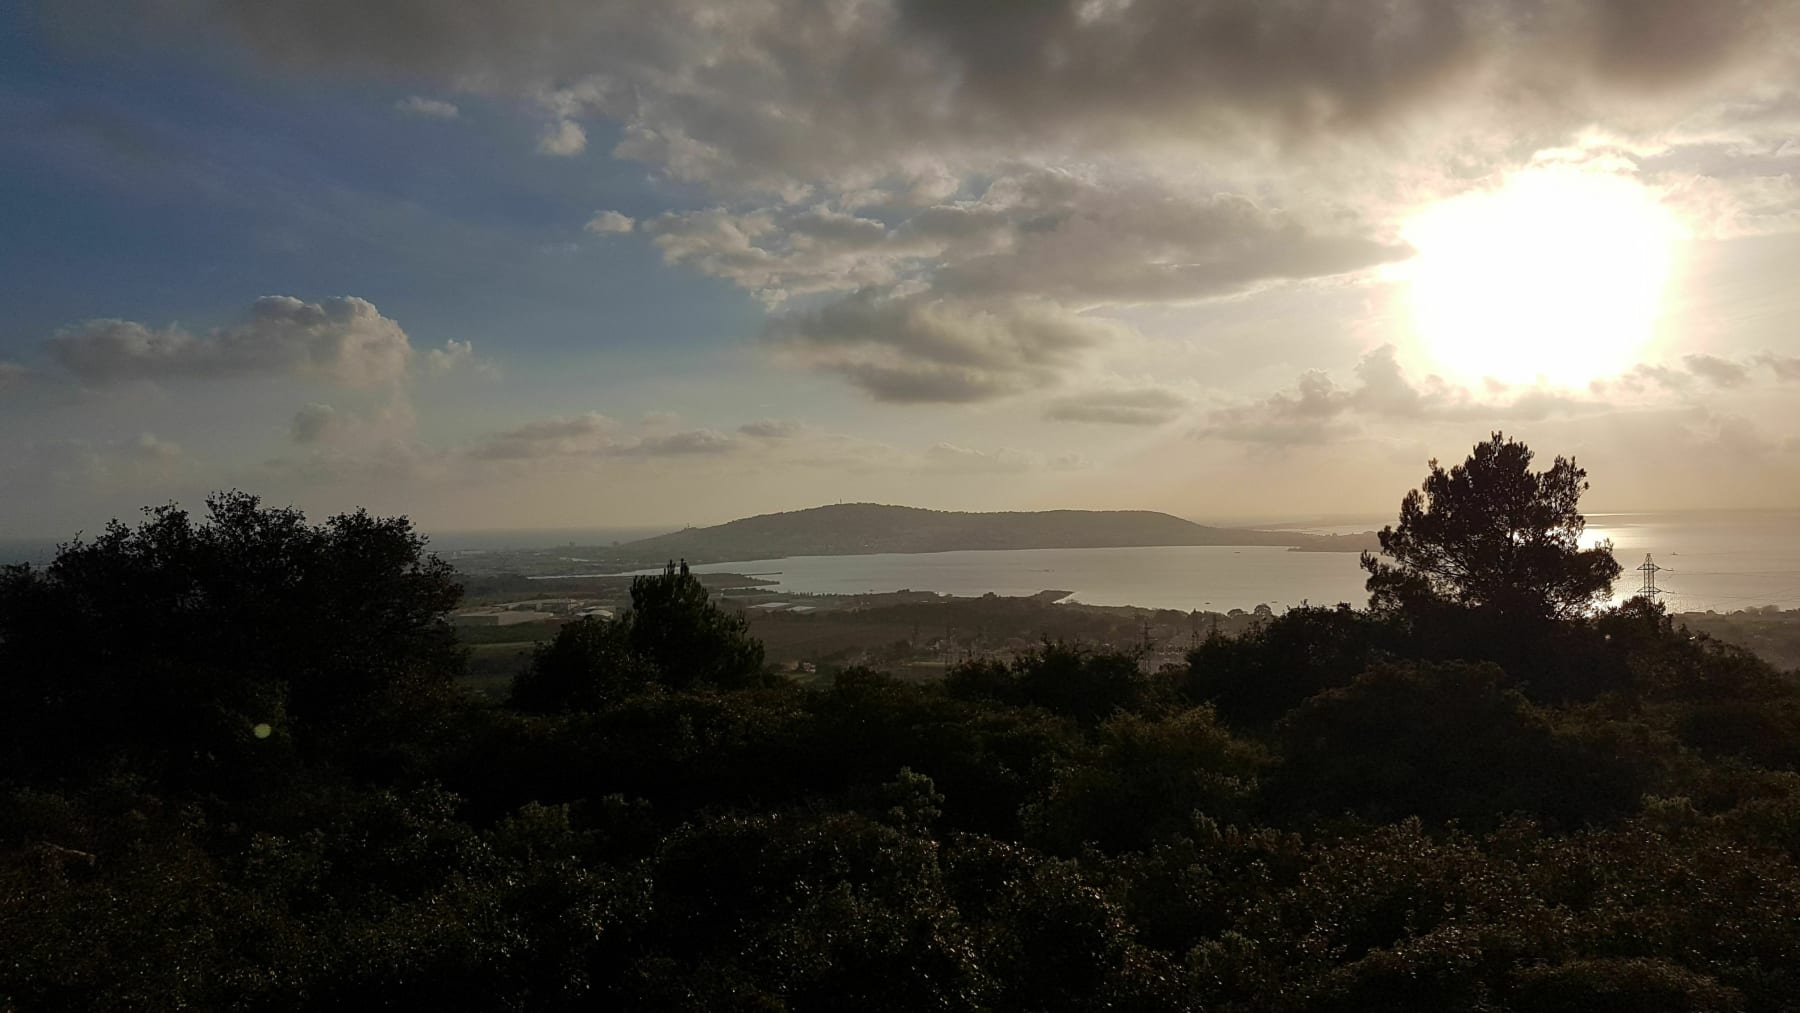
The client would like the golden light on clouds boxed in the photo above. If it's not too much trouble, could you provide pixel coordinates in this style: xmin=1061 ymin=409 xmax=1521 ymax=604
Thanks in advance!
xmin=1403 ymin=165 xmax=1684 ymax=387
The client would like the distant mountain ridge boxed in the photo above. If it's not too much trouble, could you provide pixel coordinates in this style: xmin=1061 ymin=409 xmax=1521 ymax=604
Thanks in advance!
xmin=614 ymin=503 xmax=1358 ymax=565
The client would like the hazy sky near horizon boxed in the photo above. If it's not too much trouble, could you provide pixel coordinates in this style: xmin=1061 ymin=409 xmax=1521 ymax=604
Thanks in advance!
xmin=4 ymin=1 xmax=1800 ymax=536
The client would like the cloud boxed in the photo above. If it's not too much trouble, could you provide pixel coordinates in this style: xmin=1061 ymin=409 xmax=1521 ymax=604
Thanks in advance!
xmin=1198 ymin=369 xmax=1353 ymax=447
xmin=195 ymin=1 xmax=1799 ymax=189
xmin=261 ymin=394 xmax=429 ymax=483
xmin=425 ymin=338 xmax=495 ymax=378
xmin=394 ymin=95 xmax=459 ymax=119
xmin=650 ymin=172 xmax=1408 ymax=308
xmin=643 ymin=167 xmax=1409 ymax=400
xmin=1681 ymin=353 xmax=1753 ymax=388
xmin=290 ymin=402 xmax=337 ymax=443
xmin=739 ymin=418 xmax=801 ymax=439
xmin=1045 ymin=386 xmax=1189 ymax=426
xmin=131 ymin=431 xmax=184 ymax=460
xmin=626 ymin=429 xmax=736 ymax=456
xmin=159 ymin=0 xmax=1800 ymax=409
xmin=1195 ymin=345 xmax=1594 ymax=446
xmin=538 ymin=119 xmax=586 ymax=156
xmin=922 ymin=175 xmax=1411 ymax=305
xmin=763 ymin=291 xmax=1129 ymax=403
xmin=25 ymin=431 xmax=192 ymax=491
xmin=1609 ymin=351 xmax=1800 ymax=394
xmin=648 ymin=206 xmax=906 ymax=303
xmin=77 ymin=1 xmax=1800 ymax=431
xmin=0 ymin=362 xmax=23 ymax=388
xmin=923 ymin=442 xmax=1036 ymax=474
xmin=454 ymin=410 xmax=1061 ymax=480
xmin=47 ymin=295 xmax=414 ymax=387
xmin=469 ymin=412 xmax=618 ymax=459
xmin=1756 ymin=353 xmax=1800 ymax=382
xmin=466 ymin=413 xmax=738 ymax=460
xmin=584 ymin=210 xmax=635 ymax=235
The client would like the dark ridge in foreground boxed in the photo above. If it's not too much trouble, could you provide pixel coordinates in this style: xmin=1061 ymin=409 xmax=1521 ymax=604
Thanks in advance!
xmin=615 ymin=502 xmax=1351 ymax=564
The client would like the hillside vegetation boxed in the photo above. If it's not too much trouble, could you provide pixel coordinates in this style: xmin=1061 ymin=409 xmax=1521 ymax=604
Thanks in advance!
xmin=6 ymin=438 xmax=1800 ymax=1011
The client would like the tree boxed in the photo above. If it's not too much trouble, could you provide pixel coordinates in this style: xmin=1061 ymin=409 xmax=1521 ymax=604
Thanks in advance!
xmin=506 ymin=561 xmax=767 ymax=713
xmin=1183 ymin=604 xmax=1392 ymax=727
xmin=624 ymin=560 xmax=765 ymax=690
xmin=1273 ymin=662 xmax=1649 ymax=827
xmin=945 ymin=642 xmax=1165 ymax=725
xmin=1361 ymin=433 xmax=1621 ymax=620
xmin=0 ymin=491 xmax=463 ymax=785
xmin=508 ymin=615 xmax=655 ymax=713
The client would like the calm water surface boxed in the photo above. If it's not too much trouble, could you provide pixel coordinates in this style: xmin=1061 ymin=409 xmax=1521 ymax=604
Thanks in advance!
xmin=667 ymin=545 xmax=1369 ymax=612
xmin=650 ymin=511 xmax=1800 ymax=614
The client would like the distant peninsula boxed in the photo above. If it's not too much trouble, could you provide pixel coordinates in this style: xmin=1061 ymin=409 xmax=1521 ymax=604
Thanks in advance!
xmin=609 ymin=503 xmax=1374 ymax=566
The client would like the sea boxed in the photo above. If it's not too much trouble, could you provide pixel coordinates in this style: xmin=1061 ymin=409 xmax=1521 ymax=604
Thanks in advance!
xmin=5 ymin=513 xmax=1797 ymax=615
xmin=623 ymin=511 xmax=1800 ymax=615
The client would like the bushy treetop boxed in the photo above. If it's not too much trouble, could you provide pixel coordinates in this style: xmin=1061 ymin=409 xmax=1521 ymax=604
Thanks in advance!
xmin=1362 ymin=432 xmax=1622 ymax=619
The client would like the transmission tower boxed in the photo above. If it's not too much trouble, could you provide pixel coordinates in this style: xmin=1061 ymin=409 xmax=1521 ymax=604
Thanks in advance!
xmin=1636 ymin=553 xmax=1664 ymax=601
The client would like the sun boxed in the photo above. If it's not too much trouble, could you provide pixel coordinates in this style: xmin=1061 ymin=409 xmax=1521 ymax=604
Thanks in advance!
xmin=1402 ymin=165 xmax=1682 ymax=387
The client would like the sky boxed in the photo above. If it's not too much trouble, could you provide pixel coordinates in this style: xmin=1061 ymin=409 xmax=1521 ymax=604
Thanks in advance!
xmin=3 ymin=0 xmax=1800 ymax=537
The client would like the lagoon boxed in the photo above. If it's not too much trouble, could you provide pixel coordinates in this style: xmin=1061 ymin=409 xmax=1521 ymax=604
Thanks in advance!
xmin=641 ymin=511 xmax=1800 ymax=614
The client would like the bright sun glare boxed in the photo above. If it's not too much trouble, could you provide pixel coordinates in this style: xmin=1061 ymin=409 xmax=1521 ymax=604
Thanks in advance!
xmin=1404 ymin=166 xmax=1683 ymax=387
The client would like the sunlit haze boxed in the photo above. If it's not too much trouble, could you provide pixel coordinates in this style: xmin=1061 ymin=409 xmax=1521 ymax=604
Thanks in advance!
xmin=1404 ymin=165 xmax=1683 ymax=387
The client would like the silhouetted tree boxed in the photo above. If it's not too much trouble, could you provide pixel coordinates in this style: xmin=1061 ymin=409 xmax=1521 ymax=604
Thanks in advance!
xmin=1183 ymin=604 xmax=1393 ymax=726
xmin=1362 ymin=433 xmax=1621 ymax=620
xmin=946 ymin=642 xmax=1165 ymax=725
xmin=0 ymin=491 xmax=461 ymax=786
xmin=1274 ymin=662 xmax=1650 ymax=827
xmin=16 ymin=487 xmax=1800 ymax=1011
xmin=624 ymin=560 xmax=765 ymax=689
xmin=509 ymin=616 xmax=656 ymax=713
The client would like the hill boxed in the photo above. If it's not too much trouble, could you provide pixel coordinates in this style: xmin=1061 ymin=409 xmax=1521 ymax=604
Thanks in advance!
xmin=613 ymin=503 xmax=1347 ymax=564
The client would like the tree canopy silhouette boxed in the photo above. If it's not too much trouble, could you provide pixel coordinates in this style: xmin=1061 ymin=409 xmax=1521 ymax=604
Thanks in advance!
xmin=0 ymin=491 xmax=462 ymax=786
xmin=1361 ymin=432 xmax=1622 ymax=619
xmin=509 ymin=559 xmax=766 ymax=710
xmin=11 ymin=481 xmax=1800 ymax=1011
xmin=624 ymin=560 xmax=766 ymax=690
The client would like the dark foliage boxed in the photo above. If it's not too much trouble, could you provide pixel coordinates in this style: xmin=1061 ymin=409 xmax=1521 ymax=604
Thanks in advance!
xmin=1363 ymin=432 xmax=1623 ymax=620
xmin=0 ymin=491 xmax=461 ymax=789
xmin=509 ymin=617 xmax=655 ymax=713
xmin=945 ymin=641 xmax=1169 ymax=725
xmin=1273 ymin=662 xmax=1655 ymax=828
xmin=623 ymin=560 xmax=767 ymax=690
xmin=8 ymin=466 xmax=1800 ymax=1011
xmin=1184 ymin=604 xmax=1395 ymax=726
xmin=509 ymin=561 xmax=768 ymax=713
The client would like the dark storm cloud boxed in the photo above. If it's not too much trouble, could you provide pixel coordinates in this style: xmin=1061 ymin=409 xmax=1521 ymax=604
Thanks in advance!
xmin=183 ymin=1 xmax=1797 ymax=184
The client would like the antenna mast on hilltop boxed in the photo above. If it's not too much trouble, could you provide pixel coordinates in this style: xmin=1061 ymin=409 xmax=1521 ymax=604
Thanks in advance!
xmin=1636 ymin=553 xmax=1664 ymax=601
